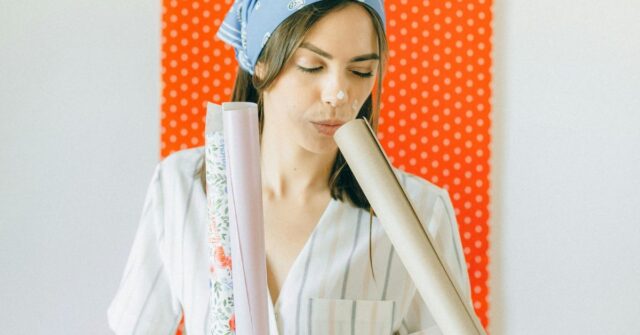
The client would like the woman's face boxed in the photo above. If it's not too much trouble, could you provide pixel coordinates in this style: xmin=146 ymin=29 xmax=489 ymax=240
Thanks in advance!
xmin=259 ymin=3 xmax=379 ymax=154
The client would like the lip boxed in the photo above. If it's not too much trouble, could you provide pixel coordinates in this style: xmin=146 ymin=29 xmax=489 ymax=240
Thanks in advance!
xmin=311 ymin=120 xmax=345 ymax=136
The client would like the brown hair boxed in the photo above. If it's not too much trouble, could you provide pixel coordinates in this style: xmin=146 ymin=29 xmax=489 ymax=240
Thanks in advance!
xmin=199 ymin=0 xmax=389 ymax=280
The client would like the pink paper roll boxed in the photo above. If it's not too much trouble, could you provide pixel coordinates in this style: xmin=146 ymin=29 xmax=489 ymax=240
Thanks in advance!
xmin=222 ymin=102 xmax=269 ymax=335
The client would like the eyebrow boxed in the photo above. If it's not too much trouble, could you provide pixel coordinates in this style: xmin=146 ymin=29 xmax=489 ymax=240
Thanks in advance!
xmin=300 ymin=42 xmax=379 ymax=62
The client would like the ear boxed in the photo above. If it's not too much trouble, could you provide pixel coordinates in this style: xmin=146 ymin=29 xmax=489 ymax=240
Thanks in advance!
xmin=254 ymin=61 xmax=266 ymax=81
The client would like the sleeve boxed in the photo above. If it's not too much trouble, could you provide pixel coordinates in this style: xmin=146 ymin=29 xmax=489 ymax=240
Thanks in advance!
xmin=397 ymin=189 xmax=472 ymax=335
xmin=107 ymin=163 xmax=183 ymax=334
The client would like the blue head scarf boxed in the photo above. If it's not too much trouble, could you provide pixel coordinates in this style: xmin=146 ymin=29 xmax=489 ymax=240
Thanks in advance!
xmin=216 ymin=0 xmax=386 ymax=75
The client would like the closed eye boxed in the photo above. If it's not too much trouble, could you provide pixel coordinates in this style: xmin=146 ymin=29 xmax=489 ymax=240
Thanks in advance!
xmin=296 ymin=66 xmax=374 ymax=78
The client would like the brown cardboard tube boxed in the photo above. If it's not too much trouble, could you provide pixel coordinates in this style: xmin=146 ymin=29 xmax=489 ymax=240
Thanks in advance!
xmin=334 ymin=118 xmax=486 ymax=335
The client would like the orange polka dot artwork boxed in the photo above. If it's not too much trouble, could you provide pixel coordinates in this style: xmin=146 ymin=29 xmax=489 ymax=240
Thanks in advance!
xmin=161 ymin=0 xmax=492 ymax=333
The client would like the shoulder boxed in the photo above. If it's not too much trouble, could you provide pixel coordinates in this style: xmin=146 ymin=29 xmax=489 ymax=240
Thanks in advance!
xmin=145 ymin=146 xmax=206 ymax=202
xmin=391 ymin=168 xmax=471 ymax=298
xmin=156 ymin=146 xmax=205 ymax=183
xmin=389 ymin=167 xmax=457 ymax=238
xmin=390 ymin=167 xmax=449 ymax=207
xmin=144 ymin=146 xmax=206 ymax=225
xmin=158 ymin=146 xmax=204 ymax=174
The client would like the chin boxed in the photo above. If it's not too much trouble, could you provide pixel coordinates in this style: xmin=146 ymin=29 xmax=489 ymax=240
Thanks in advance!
xmin=300 ymin=138 xmax=338 ymax=155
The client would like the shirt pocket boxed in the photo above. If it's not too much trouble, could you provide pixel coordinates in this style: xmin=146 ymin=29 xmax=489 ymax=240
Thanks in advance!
xmin=307 ymin=297 xmax=395 ymax=335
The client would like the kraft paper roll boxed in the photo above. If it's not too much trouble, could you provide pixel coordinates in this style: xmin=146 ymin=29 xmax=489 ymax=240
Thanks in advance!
xmin=333 ymin=118 xmax=486 ymax=335
xmin=222 ymin=102 xmax=269 ymax=335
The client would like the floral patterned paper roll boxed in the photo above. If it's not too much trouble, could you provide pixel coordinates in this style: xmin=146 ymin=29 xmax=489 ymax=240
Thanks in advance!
xmin=205 ymin=102 xmax=236 ymax=335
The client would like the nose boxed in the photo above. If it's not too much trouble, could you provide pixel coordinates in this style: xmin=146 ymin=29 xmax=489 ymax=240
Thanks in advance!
xmin=322 ymin=74 xmax=350 ymax=108
xmin=323 ymin=89 xmax=349 ymax=108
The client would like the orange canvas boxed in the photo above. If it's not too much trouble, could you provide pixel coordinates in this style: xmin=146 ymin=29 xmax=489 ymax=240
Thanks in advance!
xmin=160 ymin=0 xmax=492 ymax=332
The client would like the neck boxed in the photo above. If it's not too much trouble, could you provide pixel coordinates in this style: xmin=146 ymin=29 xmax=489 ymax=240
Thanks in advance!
xmin=260 ymin=126 xmax=336 ymax=201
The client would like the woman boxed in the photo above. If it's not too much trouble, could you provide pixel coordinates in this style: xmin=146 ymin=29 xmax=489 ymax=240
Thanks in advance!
xmin=108 ymin=1 xmax=472 ymax=334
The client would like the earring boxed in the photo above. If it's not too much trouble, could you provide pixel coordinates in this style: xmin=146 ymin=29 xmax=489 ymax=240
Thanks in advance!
xmin=336 ymin=90 xmax=345 ymax=100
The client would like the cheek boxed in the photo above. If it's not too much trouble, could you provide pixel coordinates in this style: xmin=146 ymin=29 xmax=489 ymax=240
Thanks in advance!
xmin=355 ymin=81 xmax=376 ymax=108
xmin=365 ymin=77 xmax=377 ymax=93
xmin=280 ymin=81 xmax=316 ymax=117
xmin=279 ymin=74 xmax=316 ymax=102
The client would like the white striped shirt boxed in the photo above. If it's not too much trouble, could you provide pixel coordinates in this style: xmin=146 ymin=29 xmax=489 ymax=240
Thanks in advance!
xmin=107 ymin=146 xmax=472 ymax=335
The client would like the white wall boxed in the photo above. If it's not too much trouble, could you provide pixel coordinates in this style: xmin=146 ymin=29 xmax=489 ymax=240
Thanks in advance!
xmin=0 ymin=1 xmax=160 ymax=333
xmin=491 ymin=0 xmax=640 ymax=334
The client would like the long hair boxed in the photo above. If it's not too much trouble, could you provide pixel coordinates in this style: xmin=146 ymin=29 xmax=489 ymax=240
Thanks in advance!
xmin=199 ymin=0 xmax=388 ymax=210
xmin=198 ymin=0 xmax=389 ymax=280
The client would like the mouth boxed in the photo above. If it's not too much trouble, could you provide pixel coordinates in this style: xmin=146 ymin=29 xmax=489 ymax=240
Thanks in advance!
xmin=311 ymin=121 xmax=345 ymax=136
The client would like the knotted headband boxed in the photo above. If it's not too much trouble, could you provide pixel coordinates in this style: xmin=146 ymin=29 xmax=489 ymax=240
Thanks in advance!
xmin=216 ymin=0 xmax=386 ymax=75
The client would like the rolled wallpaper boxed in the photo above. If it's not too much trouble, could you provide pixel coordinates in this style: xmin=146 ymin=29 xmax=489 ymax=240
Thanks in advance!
xmin=333 ymin=118 xmax=486 ymax=335
xmin=204 ymin=102 xmax=235 ymax=334
xmin=221 ymin=102 xmax=269 ymax=335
